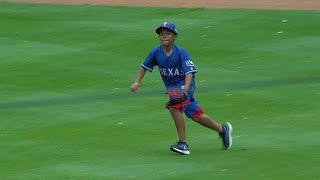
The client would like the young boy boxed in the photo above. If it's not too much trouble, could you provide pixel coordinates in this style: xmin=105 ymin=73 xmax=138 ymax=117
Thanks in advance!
xmin=130 ymin=22 xmax=232 ymax=155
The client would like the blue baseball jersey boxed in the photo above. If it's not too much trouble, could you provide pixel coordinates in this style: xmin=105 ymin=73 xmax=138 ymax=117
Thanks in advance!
xmin=141 ymin=44 xmax=197 ymax=97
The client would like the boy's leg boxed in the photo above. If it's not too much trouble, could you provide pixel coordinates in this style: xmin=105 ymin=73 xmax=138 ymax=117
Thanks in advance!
xmin=184 ymin=100 xmax=222 ymax=133
xmin=193 ymin=114 xmax=233 ymax=150
xmin=185 ymin=100 xmax=233 ymax=150
xmin=169 ymin=108 xmax=186 ymax=142
xmin=169 ymin=108 xmax=190 ymax=155
xmin=192 ymin=114 xmax=223 ymax=133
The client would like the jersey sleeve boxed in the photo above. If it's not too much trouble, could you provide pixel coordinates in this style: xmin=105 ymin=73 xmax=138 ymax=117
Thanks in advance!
xmin=141 ymin=47 xmax=158 ymax=72
xmin=180 ymin=48 xmax=197 ymax=75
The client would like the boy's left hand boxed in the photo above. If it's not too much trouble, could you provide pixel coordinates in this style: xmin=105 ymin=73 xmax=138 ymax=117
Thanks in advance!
xmin=165 ymin=88 xmax=188 ymax=108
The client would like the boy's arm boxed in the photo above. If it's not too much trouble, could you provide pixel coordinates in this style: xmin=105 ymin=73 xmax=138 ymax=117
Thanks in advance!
xmin=130 ymin=66 xmax=146 ymax=92
xmin=184 ymin=73 xmax=193 ymax=94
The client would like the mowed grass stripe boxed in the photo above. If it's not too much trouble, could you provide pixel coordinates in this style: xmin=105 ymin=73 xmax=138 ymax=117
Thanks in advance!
xmin=0 ymin=76 xmax=319 ymax=110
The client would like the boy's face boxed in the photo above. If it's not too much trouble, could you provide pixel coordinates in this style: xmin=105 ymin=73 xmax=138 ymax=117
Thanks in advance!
xmin=159 ymin=29 xmax=177 ymax=47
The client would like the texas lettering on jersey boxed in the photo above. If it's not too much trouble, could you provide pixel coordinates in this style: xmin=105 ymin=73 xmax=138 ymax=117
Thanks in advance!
xmin=159 ymin=68 xmax=184 ymax=76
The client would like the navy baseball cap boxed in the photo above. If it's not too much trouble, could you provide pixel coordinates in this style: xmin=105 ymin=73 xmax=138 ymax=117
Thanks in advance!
xmin=155 ymin=22 xmax=178 ymax=35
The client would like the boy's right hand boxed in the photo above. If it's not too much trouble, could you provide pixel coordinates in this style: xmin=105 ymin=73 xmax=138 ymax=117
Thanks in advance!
xmin=130 ymin=82 xmax=140 ymax=92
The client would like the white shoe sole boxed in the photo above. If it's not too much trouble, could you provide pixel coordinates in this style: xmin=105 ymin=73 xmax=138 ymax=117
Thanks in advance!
xmin=171 ymin=147 xmax=190 ymax=155
xmin=225 ymin=122 xmax=233 ymax=150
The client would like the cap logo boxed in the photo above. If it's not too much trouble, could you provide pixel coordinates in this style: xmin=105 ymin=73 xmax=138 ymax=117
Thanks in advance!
xmin=162 ymin=22 xmax=169 ymax=27
xmin=156 ymin=22 xmax=178 ymax=35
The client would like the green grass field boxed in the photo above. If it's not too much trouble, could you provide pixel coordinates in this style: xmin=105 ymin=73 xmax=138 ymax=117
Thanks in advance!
xmin=1 ymin=2 xmax=320 ymax=179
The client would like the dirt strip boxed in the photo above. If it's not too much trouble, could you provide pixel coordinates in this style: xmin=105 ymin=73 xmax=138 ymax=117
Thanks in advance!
xmin=3 ymin=0 xmax=320 ymax=10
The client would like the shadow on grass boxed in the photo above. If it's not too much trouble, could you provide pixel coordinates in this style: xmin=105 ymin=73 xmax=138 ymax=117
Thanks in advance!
xmin=1 ymin=76 xmax=319 ymax=110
